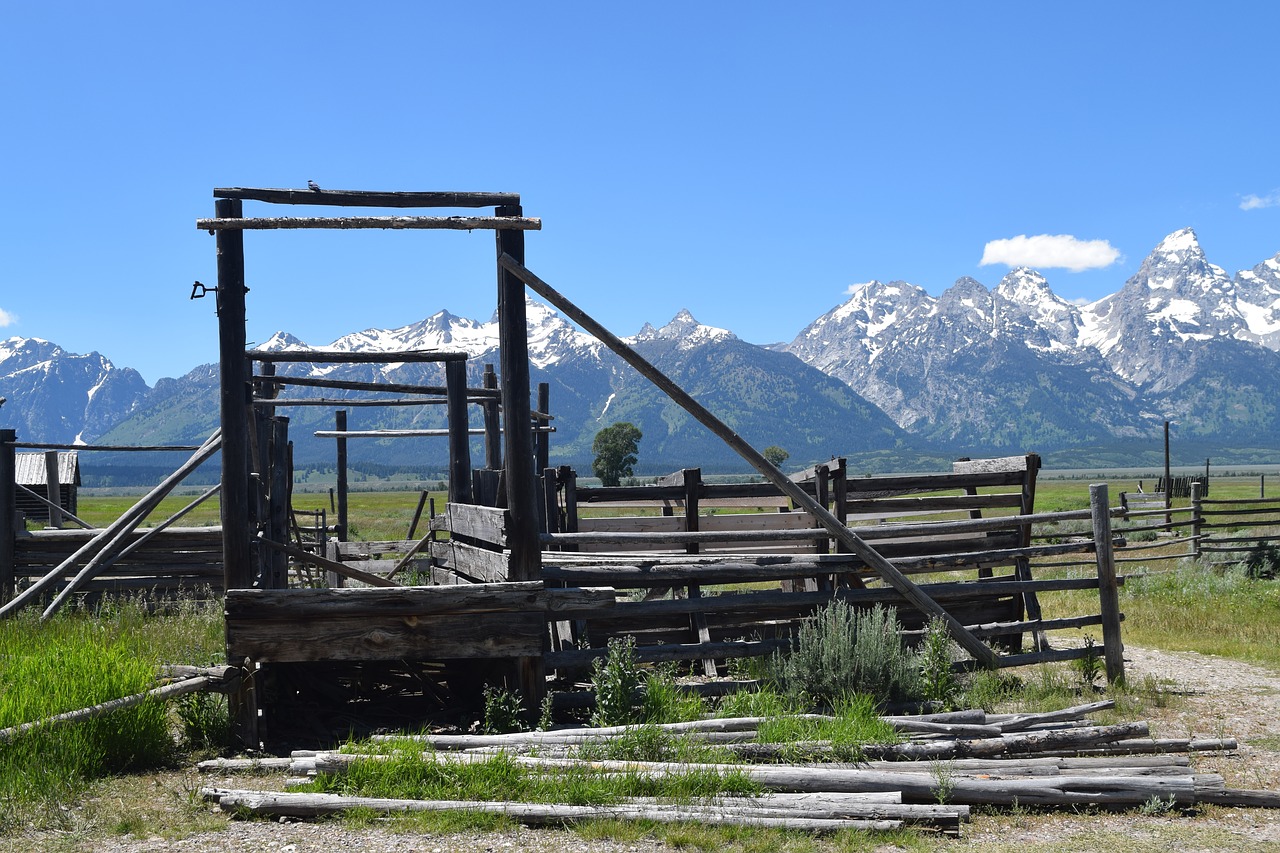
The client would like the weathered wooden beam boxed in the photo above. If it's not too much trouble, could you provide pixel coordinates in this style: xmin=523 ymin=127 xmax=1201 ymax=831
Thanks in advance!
xmin=248 ymin=349 xmax=468 ymax=364
xmin=227 ymin=610 xmax=545 ymax=663
xmin=1090 ymin=483 xmax=1126 ymax=685
xmin=197 ymin=215 xmax=541 ymax=232
xmin=0 ymin=430 xmax=15 ymax=603
xmin=213 ymin=188 xmax=520 ymax=208
xmin=223 ymin=583 xmax=615 ymax=619
xmin=215 ymin=197 xmax=254 ymax=602
xmin=495 ymin=208 xmax=542 ymax=584
xmin=254 ymin=373 xmax=500 ymax=398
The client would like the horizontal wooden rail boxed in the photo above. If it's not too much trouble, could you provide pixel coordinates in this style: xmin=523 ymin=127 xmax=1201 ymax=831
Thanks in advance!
xmin=248 ymin=349 xmax=468 ymax=364
xmin=197 ymin=215 xmax=540 ymax=232
xmin=213 ymin=188 xmax=520 ymax=208
xmin=9 ymin=442 xmax=205 ymax=452
xmin=254 ymin=374 xmax=502 ymax=398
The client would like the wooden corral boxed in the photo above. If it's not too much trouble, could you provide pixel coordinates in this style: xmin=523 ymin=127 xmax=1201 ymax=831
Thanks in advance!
xmin=197 ymin=186 xmax=1124 ymax=749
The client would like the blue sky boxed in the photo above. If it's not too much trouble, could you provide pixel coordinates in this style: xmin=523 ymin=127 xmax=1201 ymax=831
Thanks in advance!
xmin=2 ymin=2 xmax=1278 ymax=385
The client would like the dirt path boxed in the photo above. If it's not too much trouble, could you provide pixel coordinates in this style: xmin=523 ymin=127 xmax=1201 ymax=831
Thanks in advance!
xmin=954 ymin=646 xmax=1280 ymax=851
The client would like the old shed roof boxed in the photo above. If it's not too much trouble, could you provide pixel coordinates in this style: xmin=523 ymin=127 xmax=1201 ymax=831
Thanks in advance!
xmin=15 ymin=452 xmax=81 ymax=487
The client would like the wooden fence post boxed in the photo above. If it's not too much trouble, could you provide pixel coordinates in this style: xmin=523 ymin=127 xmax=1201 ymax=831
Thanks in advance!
xmin=216 ymin=197 xmax=254 ymax=596
xmin=0 ymin=430 xmax=15 ymax=603
xmin=266 ymin=417 xmax=291 ymax=589
xmin=1090 ymin=483 xmax=1125 ymax=685
xmin=445 ymin=360 xmax=474 ymax=505
xmin=482 ymin=364 xmax=502 ymax=471
xmin=43 ymin=451 xmax=62 ymax=528
xmin=494 ymin=204 xmax=544 ymax=717
xmin=1190 ymin=481 xmax=1203 ymax=560
xmin=535 ymin=382 xmax=550 ymax=476
xmin=335 ymin=410 xmax=349 ymax=542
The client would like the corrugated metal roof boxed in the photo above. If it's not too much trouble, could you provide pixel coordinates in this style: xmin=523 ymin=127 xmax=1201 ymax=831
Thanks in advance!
xmin=14 ymin=452 xmax=81 ymax=486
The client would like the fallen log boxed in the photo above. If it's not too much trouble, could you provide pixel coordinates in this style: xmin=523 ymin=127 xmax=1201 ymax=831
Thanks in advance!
xmin=302 ymin=750 xmax=1214 ymax=808
xmin=201 ymin=788 xmax=908 ymax=832
xmin=992 ymin=700 xmax=1116 ymax=732
xmin=0 ymin=676 xmax=212 ymax=743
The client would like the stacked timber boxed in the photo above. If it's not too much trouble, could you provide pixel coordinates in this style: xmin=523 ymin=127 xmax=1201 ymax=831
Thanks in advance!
xmin=197 ymin=701 xmax=1280 ymax=837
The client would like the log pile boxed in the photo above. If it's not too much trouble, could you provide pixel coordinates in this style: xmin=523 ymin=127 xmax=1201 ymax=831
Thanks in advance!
xmin=198 ymin=701 xmax=1280 ymax=837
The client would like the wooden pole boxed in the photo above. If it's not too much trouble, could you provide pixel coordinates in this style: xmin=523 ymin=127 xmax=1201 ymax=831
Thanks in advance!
xmin=535 ymin=382 xmax=550 ymax=475
xmin=336 ymin=410 xmax=349 ymax=542
xmin=266 ymin=417 xmax=290 ymax=589
xmin=1190 ymin=481 xmax=1203 ymax=560
xmin=495 ymin=208 xmax=541 ymax=582
xmin=445 ymin=361 xmax=474 ymax=505
xmin=0 ymin=430 xmax=15 ymax=603
xmin=1163 ymin=421 xmax=1172 ymax=525
xmin=495 ymin=205 xmax=545 ymax=715
xmin=43 ymin=451 xmax=63 ymax=528
xmin=483 ymin=364 xmax=502 ymax=470
xmin=1090 ymin=483 xmax=1125 ymax=685
xmin=197 ymin=214 xmax=542 ymax=232
xmin=216 ymin=198 xmax=254 ymax=596
xmin=496 ymin=254 xmax=999 ymax=669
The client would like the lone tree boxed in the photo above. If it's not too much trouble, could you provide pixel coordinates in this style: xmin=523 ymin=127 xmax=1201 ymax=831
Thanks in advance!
xmin=763 ymin=445 xmax=790 ymax=469
xmin=592 ymin=422 xmax=643 ymax=486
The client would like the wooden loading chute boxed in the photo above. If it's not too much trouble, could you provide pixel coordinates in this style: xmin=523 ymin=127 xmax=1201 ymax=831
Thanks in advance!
xmin=204 ymin=187 xmax=1125 ymax=749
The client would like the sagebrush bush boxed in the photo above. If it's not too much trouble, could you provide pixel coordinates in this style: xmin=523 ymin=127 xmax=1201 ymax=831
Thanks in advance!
xmin=771 ymin=601 xmax=920 ymax=706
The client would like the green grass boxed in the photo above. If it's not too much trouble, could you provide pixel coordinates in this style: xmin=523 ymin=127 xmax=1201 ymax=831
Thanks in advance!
xmin=0 ymin=595 xmax=225 ymax=832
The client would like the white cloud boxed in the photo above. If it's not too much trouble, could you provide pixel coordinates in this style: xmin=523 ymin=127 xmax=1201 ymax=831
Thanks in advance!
xmin=843 ymin=280 xmax=874 ymax=295
xmin=1241 ymin=190 xmax=1280 ymax=211
xmin=979 ymin=234 xmax=1121 ymax=272
xmin=0 ymin=308 xmax=15 ymax=327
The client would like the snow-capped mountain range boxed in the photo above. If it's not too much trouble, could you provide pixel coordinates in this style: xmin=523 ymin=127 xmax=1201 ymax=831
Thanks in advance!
xmin=4 ymin=228 xmax=1280 ymax=470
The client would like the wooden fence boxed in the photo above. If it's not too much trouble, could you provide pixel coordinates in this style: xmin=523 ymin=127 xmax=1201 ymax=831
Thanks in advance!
xmin=387 ymin=455 xmax=1126 ymax=681
xmin=1109 ymin=483 xmax=1280 ymax=567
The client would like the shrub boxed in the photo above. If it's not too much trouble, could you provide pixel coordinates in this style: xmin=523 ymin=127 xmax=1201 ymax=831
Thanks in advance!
xmin=591 ymin=636 xmax=641 ymax=727
xmin=482 ymin=684 xmax=526 ymax=734
xmin=918 ymin=617 xmax=961 ymax=710
xmin=771 ymin=601 xmax=920 ymax=706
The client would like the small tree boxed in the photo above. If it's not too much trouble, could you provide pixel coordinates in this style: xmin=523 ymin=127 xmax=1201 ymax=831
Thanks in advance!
xmin=592 ymin=422 xmax=642 ymax=486
xmin=763 ymin=445 xmax=790 ymax=469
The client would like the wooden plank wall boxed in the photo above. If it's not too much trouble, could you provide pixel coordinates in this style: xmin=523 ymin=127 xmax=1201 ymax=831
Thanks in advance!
xmin=12 ymin=526 xmax=225 ymax=598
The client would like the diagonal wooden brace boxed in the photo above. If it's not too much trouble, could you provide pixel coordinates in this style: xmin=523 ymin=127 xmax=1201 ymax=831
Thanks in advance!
xmin=497 ymin=253 xmax=999 ymax=669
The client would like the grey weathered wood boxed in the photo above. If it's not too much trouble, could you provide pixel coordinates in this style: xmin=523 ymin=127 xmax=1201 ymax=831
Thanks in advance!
xmin=216 ymin=196 xmax=253 ymax=602
xmin=495 ymin=206 xmax=542 ymax=586
xmin=429 ymin=539 xmax=510 ymax=582
xmin=223 ymin=582 xmax=615 ymax=619
xmin=0 ymin=431 xmax=16 ymax=602
xmin=445 ymin=360 xmax=474 ymax=505
xmin=1090 ymin=483 xmax=1126 ymax=684
xmin=0 ymin=676 xmax=212 ymax=743
xmin=227 ymin=609 xmax=546 ymax=663
xmin=204 ymin=788 xmax=906 ymax=831
xmin=43 ymin=450 xmax=62 ymax=528
xmin=432 ymin=502 xmax=508 ymax=545
xmin=198 ymin=215 xmax=541 ymax=232
xmin=258 ymin=373 xmax=497 ymax=397
xmin=251 ymin=348 xmax=469 ymax=365
xmin=213 ymin=188 xmax=520 ymax=207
